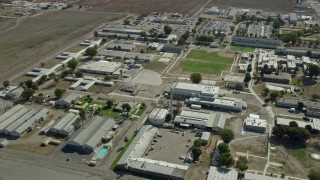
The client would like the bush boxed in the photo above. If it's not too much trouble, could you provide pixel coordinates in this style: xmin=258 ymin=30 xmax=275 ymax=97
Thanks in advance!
xmin=190 ymin=73 xmax=202 ymax=84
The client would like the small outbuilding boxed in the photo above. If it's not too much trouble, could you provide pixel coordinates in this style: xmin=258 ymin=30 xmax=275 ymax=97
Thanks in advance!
xmin=148 ymin=108 xmax=168 ymax=126
xmin=56 ymin=93 xmax=81 ymax=109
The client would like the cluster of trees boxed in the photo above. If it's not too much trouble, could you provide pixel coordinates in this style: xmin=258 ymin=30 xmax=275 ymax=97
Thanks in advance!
xmin=190 ymin=73 xmax=202 ymax=84
xmin=85 ymin=46 xmax=98 ymax=58
xmin=178 ymin=30 xmax=190 ymax=45
xmin=192 ymin=139 xmax=204 ymax=161
xmin=272 ymin=121 xmax=311 ymax=142
xmin=219 ymin=129 xmax=234 ymax=143
xmin=195 ymin=35 xmax=213 ymax=43
xmin=309 ymin=169 xmax=320 ymax=180
xmin=308 ymin=64 xmax=320 ymax=78
xmin=122 ymin=103 xmax=132 ymax=117
xmin=196 ymin=17 xmax=204 ymax=26
xmin=20 ymin=80 xmax=40 ymax=101
xmin=54 ymin=88 xmax=66 ymax=99
xmin=164 ymin=25 xmax=172 ymax=35
xmin=217 ymin=142 xmax=235 ymax=167
xmin=236 ymin=27 xmax=246 ymax=36
xmin=244 ymin=73 xmax=251 ymax=83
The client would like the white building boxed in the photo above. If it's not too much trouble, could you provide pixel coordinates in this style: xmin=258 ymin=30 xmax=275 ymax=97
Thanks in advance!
xmin=244 ymin=117 xmax=267 ymax=133
xmin=201 ymin=131 xmax=211 ymax=145
xmin=66 ymin=116 xmax=115 ymax=153
xmin=79 ymin=61 xmax=122 ymax=75
xmin=232 ymin=36 xmax=283 ymax=49
xmin=148 ymin=108 xmax=168 ymax=126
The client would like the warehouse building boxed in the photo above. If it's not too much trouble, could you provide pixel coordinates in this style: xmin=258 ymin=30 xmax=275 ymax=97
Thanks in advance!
xmin=117 ymin=125 xmax=188 ymax=179
xmin=232 ymin=36 xmax=283 ymax=49
xmin=172 ymin=82 xmax=219 ymax=100
xmin=174 ymin=109 xmax=225 ymax=131
xmin=161 ymin=44 xmax=185 ymax=54
xmin=207 ymin=166 xmax=238 ymax=180
xmin=79 ymin=61 xmax=123 ymax=75
xmin=49 ymin=113 xmax=79 ymax=137
xmin=0 ymin=105 xmax=49 ymax=138
xmin=124 ymin=52 xmax=155 ymax=62
xmin=206 ymin=7 xmax=220 ymax=15
xmin=262 ymin=73 xmax=291 ymax=84
xmin=66 ymin=116 xmax=115 ymax=153
xmin=56 ymin=93 xmax=81 ymax=109
xmin=224 ymin=75 xmax=245 ymax=90
xmin=244 ymin=172 xmax=284 ymax=180
xmin=148 ymin=108 xmax=168 ymax=126
xmin=276 ymin=47 xmax=320 ymax=58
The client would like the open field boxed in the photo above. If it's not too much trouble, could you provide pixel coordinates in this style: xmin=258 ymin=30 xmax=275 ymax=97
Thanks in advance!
xmin=230 ymin=46 xmax=255 ymax=52
xmin=208 ymin=0 xmax=296 ymax=13
xmin=74 ymin=0 xmax=208 ymax=15
xmin=0 ymin=10 xmax=124 ymax=82
xmin=177 ymin=50 xmax=234 ymax=75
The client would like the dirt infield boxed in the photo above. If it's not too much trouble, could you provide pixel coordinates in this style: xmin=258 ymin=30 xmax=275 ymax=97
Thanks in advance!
xmin=75 ymin=0 xmax=208 ymax=15
xmin=208 ymin=0 xmax=295 ymax=13
xmin=0 ymin=10 xmax=124 ymax=82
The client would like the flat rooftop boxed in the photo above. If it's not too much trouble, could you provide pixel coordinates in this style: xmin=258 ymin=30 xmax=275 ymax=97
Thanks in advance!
xmin=79 ymin=61 xmax=122 ymax=73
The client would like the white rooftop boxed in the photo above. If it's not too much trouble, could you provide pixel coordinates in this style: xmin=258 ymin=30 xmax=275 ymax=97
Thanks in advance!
xmin=79 ymin=61 xmax=122 ymax=73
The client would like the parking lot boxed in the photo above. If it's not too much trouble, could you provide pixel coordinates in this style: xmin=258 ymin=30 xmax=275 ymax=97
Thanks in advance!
xmin=143 ymin=128 xmax=198 ymax=165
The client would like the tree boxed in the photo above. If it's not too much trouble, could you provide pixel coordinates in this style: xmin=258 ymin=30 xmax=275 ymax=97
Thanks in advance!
xmin=297 ymin=102 xmax=304 ymax=110
xmin=122 ymin=103 xmax=132 ymax=116
xmin=237 ymin=162 xmax=248 ymax=172
xmin=219 ymin=153 xmax=235 ymax=167
xmin=85 ymin=47 xmax=97 ymax=58
xmin=67 ymin=59 xmax=78 ymax=71
xmin=75 ymin=71 xmax=83 ymax=78
xmin=307 ymin=50 xmax=312 ymax=57
xmin=101 ymin=38 xmax=108 ymax=44
xmin=289 ymin=121 xmax=298 ymax=127
xmin=3 ymin=80 xmax=10 ymax=88
xmin=192 ymin=147 xmax=202 ymax=161
xmin=244 ymin=73 xmax=251 ymax=83
xmin=230 ymin=26 xmax=235 ymax=32
xmin=79 ymin=109 xmax=86 ymax=120
xmin=21 ymin=88 xmax=34 ymax=100
xmin=269 ymin=91 xmax=279 ymax=100
xmin=308 ymin=169 xmax=320 ymax=180
xmin=94 ymin=31 xmax=99 ymax=39
xmin=24 ymin=80 xmax=34 ymax=89
xmin=247 ymin=65 xmax=252 ymax=72
xmin=164 ymin=25 xmax=172 ymax=35
xmin=124 ymin=136 xmax=129 ymax=142
xmin=263 ymin=88 xmax=270 ymax=95
xmin=218 ymin=143 xmax=230 ymax=154
xmin=219 ymin=129 xmax=234 ymax=143
xmin=140 ymin=49 xmax=144 ymax=54
xmin=305 ymin=125 xmax=313 ymax=133
xmin=308 ymin=64 xmax=320 ymax=78
xmin=107 ymin=99 xmax=114 ymax=108
xmin=54 ymin=88 xmax=65 ymax=99
xmin=39 ymin=75 xmax=47 ymax=83
xmin=190 ymin=73 xmax=202 ymax=84
xmin=193 ymin=139 xmax=203 ymax=148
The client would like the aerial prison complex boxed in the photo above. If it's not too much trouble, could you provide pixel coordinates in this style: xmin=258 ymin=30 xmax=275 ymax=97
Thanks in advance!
xmin=117 ymin=125 xmax=189 ymax=180
xmin=0 ymin=105 xmax=49 ymax=138
xmin=170 ymin=82 xmax=245 ymax=112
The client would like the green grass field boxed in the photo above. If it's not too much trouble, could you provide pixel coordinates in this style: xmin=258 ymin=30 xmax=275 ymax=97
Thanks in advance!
xmin=79 ymin=96 xmax=120 ymax=118
xmin=181 ymin=50 xmax=234 ymax=74
xmin=230 ymin=45 xmax=255 ymax=52
xmin=288 ymin=149 xmax=307 ymax=162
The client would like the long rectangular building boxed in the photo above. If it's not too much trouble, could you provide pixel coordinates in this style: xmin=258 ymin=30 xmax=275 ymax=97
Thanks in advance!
xmin=49 ymin=113 xmax=79 ymax=137
xmin=66 ymin=116 xmax=115 ymax=153
xmin=232 ymin=36 xmax=283 ymax=49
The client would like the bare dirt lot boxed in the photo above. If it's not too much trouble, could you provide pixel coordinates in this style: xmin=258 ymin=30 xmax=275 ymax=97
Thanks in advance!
xmin=0 ymin=10 xmax=124 ymax=82
xmin=74 ymin=0 xmax=208 ymax=15
xmin=208 ymin=0 xmax=296 ymax=13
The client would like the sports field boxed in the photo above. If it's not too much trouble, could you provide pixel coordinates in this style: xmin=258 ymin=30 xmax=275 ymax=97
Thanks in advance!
xmin=230 ymin=45 xmax=255 ymax=52
xmin=180 ymin=50 xmax=234 ymax=74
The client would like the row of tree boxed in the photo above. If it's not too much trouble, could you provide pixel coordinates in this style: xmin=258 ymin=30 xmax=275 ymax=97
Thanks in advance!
xmin=272 ymin=121 xmax=311 ymax=142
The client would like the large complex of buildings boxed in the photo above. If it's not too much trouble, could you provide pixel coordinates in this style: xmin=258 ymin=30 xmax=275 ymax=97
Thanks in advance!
xmin=117 ymin=125 xmax=189 ymax=180
xmin=0 ymin=105 xmax=49 ymax=138
xmin=232 ymin=36 xmax=283 ymax=49
xmin=66 ymin=116 xmax=115 ymax=153
xmin=172 ymin=82 xmax=243 ymax=112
